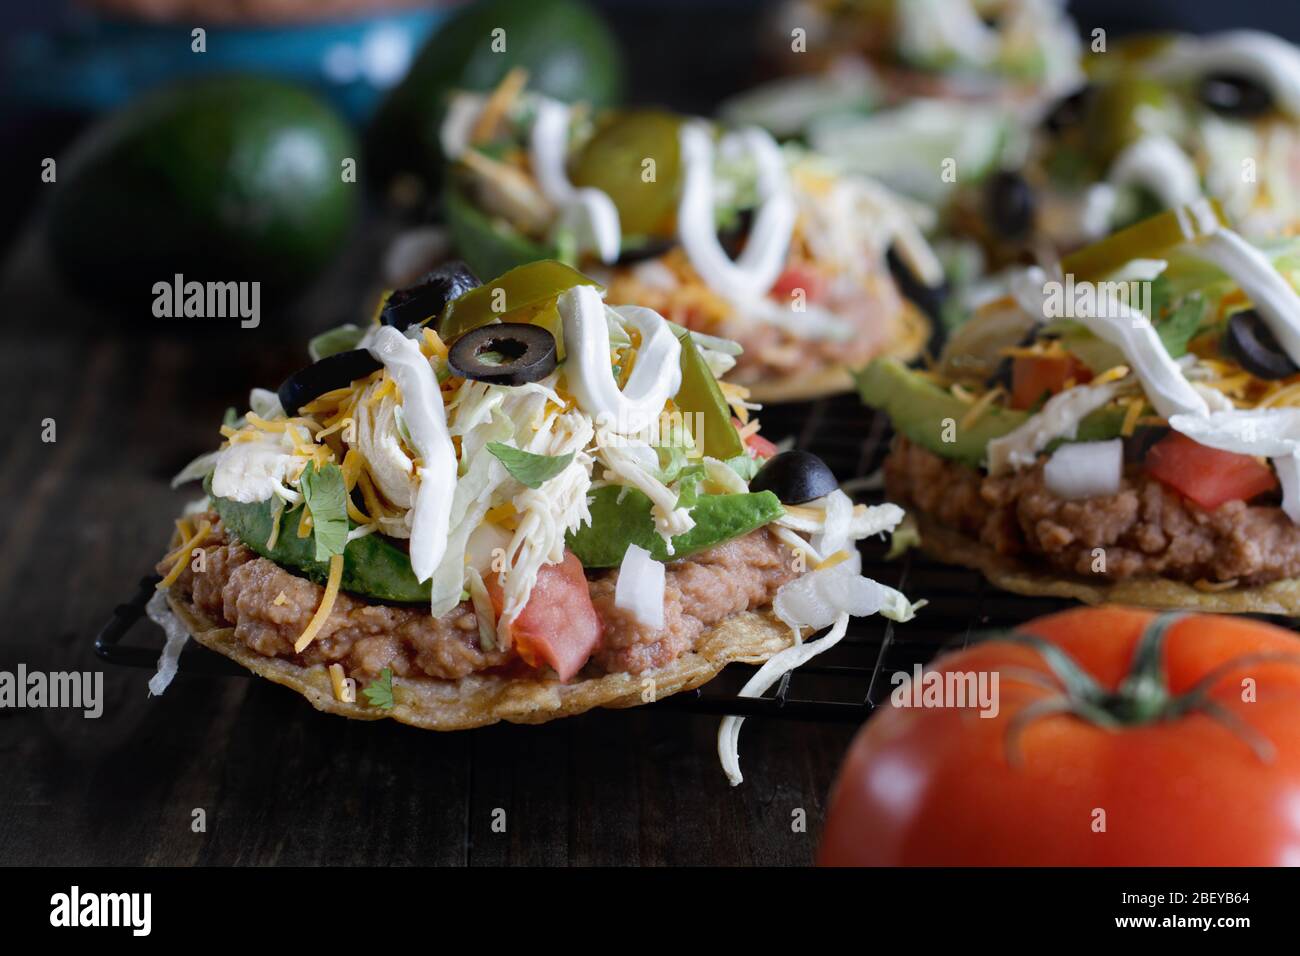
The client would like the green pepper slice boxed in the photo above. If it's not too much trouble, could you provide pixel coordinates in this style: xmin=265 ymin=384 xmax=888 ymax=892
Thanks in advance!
xmin=672 ymin=326 xmax=745 ymax=460
xmin=569 ymin=109 xmax=683 ymax=238
xmin=436 ymin=259 xmax=601 ymax=342
xmin=1060 ymin=200 xmax=1229 ymax=283
xmin=1083 ymin=76 xmax=1176 ymax=169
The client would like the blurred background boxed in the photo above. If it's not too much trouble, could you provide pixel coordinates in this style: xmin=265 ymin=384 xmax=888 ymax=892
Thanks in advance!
xmin=4 ymin=0 xmax=1299 ymax=319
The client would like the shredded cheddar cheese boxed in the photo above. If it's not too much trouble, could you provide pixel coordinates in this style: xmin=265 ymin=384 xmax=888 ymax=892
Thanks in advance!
xmin=815 ymin=549 xmax=852 ymax=571
xmin=1120 ymin=397 xmax=1145 ymax=437
xmin=157 ymin=519 xmax=211 ymax=590
xmin=294 ymin=554 xmax=344 ymax=653
xmin=1193 ymin=577 xmax=1239 ymax=593
xmin=958 ymin=385 xmax=1004 ymax=431
xmin=266 ymin=500 xmax=285 ymax=550
xmin=1091 ymin=364 xmax=1131 ymax=385
xmin=328 ymin=663 xmax=354 ymax=703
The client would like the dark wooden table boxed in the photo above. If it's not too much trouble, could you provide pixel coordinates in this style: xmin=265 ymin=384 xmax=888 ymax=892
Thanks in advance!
xmin=0 ymin=220 xmax=858 ymax=867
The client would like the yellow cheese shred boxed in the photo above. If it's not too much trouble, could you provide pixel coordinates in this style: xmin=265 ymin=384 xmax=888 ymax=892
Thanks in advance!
xmin=295 ymin=554 xmax=344 ymax=653
xmin=959 ymin=385 xmax=1004 ymax=431
xmin=1120 ymin=397 xmax=1145 ymax=437
xmin=814 ymin=549 xmax=852 ymax=571
xmin=157 ymin=519 xmax=212 ymax=590
xmin=328 ymin=663 xmax=355 ymax=703
xmin=266 ymin=499 xmax=285 ymax=550
xmin=422 ymin=327 xmax=449 ymax=360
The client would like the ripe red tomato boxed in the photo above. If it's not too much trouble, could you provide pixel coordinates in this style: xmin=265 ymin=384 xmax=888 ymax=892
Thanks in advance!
xmin=1145 ymin=431 xmax=1278 ymax=510
xmin=819 ymin=607 xmax=1300 ymax=865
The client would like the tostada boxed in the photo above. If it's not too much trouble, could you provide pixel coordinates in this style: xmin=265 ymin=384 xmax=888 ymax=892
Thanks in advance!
xmin=860 ymin=200 xmax=1300 ymax=611
xmin=428 ymin=71 xmax=940 ymax=402
xmin=151 ymin=259 xmax=918 ymax=783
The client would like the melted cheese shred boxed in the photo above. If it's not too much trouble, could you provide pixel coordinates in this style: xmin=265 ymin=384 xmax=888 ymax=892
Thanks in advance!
xmin=294 ymin=554 xmax=344 ymax=653
xmin=157 ymin=519 xmax=212 ymax=590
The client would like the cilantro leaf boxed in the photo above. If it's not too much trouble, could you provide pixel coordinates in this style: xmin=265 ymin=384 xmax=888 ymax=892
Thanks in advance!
xmin=487 ymin=442 xmax=574 ymax=489
xmin=1156 ymin=292 xmax=1207 ymax=358
xmin=299 ymin=462 xmax=350 ymax=561
xmin=362 ymin=667 xmax=395 ymax=710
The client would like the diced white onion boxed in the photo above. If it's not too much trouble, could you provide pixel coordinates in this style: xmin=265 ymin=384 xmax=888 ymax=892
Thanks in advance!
xmin=614 ymin=544 xmax=665 ymax=629
xmin=1043 ymin=439 xmax=1123 ymax=500
xmin=987 ymin=381 xmax=1123 ymax=476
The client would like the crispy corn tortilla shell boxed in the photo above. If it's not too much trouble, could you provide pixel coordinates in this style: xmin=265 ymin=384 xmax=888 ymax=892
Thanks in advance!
xmin=913 ymin=512 xmax=1300 ymax=614
xmin=163 ymin=593 xmax=795 ymax=730
xmin=744 ymin=302 xmax=930 ymax=404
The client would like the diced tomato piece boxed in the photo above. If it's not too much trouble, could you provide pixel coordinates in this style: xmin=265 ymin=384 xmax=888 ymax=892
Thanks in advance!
xmin=1145 ymin=432 xmax=1278 ymax=511
xmin=486 ymin=550 xmax=602 ymax=682
xmin=1009 ymin=354 xmax=1093 ymax=410
xmin=733 ymin=417 xmax=777 ymax=459
xmin=770 ymin=263 xmax=826 ymax=303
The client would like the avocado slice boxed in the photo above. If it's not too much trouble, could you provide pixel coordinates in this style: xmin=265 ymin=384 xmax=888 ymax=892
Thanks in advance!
xmin=566 ymin=486 xmax=784 ymax=567
xmin=672 ymin=326 xmax=746 ymax=461
xmin=209 ymin=489 xmax=430 ymax=604
xmin=855 ymin=359 xmax=1127 ymax=469
xmin=49 ymin=76 xmax=358 ymax=309
xmin=444 ymin=180 xmax=558 ymax=280
xmin=856 ymin=359 xmax=1027 ymax=468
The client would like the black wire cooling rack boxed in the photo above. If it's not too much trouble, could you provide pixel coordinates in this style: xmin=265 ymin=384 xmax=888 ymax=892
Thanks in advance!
xmin=94 ymin=392 xmax=1080 ymax=722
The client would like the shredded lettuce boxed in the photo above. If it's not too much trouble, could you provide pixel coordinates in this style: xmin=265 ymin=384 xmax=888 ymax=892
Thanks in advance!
xmin=309 ymin=324 xmax=366 ymax=361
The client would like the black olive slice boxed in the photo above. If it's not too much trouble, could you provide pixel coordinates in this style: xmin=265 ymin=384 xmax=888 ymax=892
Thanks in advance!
xmin=278 ymin=349 xmax=382 ymax=416
xmin=984 ymin=170 xmax=1036 ymax=241
xmin=750 ymin=450 xmax=839 ymax=505
xmin=447 ymin=323 xmax=557 ymax=386
xmin=1042 ymin=84 xmax=1094 ymax=135
xmin=1198 ymin=72 xmax=1274 ymax=119
xmin=615 ymin=236 xmax=678 ymax=265
xmin=887 ymin=245 xmax=949 ymax=328
xmin=1222 ymin=309 xmax=1298 ymax=380
xmin=381 ymin=260 xmax=481 ymax=330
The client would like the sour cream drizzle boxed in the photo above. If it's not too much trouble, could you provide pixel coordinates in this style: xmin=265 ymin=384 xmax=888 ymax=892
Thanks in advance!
xmin=676 ymin=121 xmax=798 ymax=302
xmin=1148 ymin=30 xmax=1300 ymax=117
xmin=1107 ymin=135 xmax=1202 ymax=209
xmin=529 ymin=98 xmax=622 ymax=264
xmin=366 ymin=326 xmax=457 ymax=582
xmin=558 ymin=286 xmax=681 ymax=434
xmin=1192 ymin=228 xmax=1300 ymax=366
xmin=1019 ymin=265 xmax=1209 ymax=419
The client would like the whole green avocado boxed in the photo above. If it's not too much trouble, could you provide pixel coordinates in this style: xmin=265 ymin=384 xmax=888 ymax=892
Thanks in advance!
xmin=368 ymin=0 xmax=623 ymax=189
xmin=49 ymin=76 xmax=359 ymax=308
